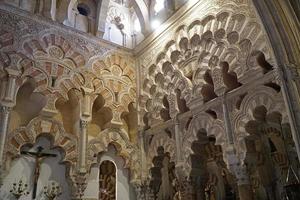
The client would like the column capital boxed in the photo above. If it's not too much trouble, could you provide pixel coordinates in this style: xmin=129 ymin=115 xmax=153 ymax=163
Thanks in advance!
xmin=5 ymin=68 xmax=21 ymax=77
xmin=80 ymin=92 xmax=94 ymax=120
xmin=80 ymin=86 xmax=94 ymax=95
xmin=0 ymin=105 xmax=12 ymax=114
xmin=174 ymin=115 xmax=180 ymax=125
xmin=80 ymin=120 xmax=89 ymax=129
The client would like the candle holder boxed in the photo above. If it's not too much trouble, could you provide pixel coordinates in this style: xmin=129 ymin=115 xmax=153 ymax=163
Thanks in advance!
xmin=43 ymin=181 xmax=62 ymax=200
xmin=9 ymin=179 xmax=29 ymax=199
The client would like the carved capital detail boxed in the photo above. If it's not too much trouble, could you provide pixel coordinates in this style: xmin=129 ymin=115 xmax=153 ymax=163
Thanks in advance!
xmin=0 ymin=106 xmax=12 ymax=115
xmin=80 ymin=120 xmax=89 ymax=129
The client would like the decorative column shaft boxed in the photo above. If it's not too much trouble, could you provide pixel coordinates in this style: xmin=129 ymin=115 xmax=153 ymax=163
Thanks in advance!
xmin=0 ymin=106 xmax=11 ymax=168
xmin=0 ymin=70 xmax=19 ymax=170
xmin=79 ymin=120 xmax=88 ymax=173
xmin=222 ymin=95 xmax=234 ymax=145
xmin=278 ymin=66 xmax=300 ymax=161
xmin=78 ymin=87 xmax=94 ymax=173
xmin=139 ymin=129 xmax=147 ymax=180
xmin=174 ymin=116 xmax=183 ymax=163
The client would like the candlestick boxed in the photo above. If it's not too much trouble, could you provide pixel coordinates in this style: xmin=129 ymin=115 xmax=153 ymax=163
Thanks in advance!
xmin=9 ymin=179 xmax=29 ymax=199
xmin=43 ymin=181 xmax=62 ymax=200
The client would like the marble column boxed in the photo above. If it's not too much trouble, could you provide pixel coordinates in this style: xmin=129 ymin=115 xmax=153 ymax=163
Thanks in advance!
xmin=0 ymin=106 xmax=11 ymax=169
xmin=0 ymin=69 xmax=19 ymax=171
xmin=222 ymin=95 xmax=234 ymax=145
xmin=78 ymin=87 xmax=94 ymax=173
xmin=278 ymin=66 xmax=300 ymax=162
xmin=174 ymin=116 xmax=183 ymax=163
xmin=79 ymin=119 xmax=88 ymax=173
xmin=139 ymin=129 xmax=147 ymax=180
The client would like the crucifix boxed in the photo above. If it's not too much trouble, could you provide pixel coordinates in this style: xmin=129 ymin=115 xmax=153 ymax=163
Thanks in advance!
xmin=21 ymin=146 xmax=57 ymax=199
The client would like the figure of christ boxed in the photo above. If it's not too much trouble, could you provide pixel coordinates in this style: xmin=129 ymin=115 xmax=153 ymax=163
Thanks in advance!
xmin=21 ymin=146 xmax=57 ymax=200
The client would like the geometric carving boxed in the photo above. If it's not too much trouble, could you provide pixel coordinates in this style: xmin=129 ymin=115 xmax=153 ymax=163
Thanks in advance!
xmin=87 ymin=128 xmax=140 ymax=181
xmin=4 ymin=117 xmax=77 ymax=166
xmin=91 ymin=54 xmax=136 ymax=124
xmin=140 ymin=11 xmax=274 ymax=126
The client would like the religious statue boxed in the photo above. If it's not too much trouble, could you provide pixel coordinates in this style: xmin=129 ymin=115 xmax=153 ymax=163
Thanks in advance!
xmin=21 ymin=146 xmax=57 ymax=199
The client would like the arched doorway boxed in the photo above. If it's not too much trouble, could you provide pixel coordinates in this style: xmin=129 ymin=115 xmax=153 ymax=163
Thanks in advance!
xmin=99 ymin=160 xmax=116 ymax=200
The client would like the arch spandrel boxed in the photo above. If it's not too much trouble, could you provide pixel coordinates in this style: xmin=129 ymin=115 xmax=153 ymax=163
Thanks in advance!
xmin=1 ymin=1 xmax=300 ymax=198
xmin=4 ymin=117 xmax=78 ymax=168
xmin=86 ymin=128 xmax=141 ymax=181
xmin=140 ymin=10 xmax=275 ymax=126
xmin=18 ymin=33 xmax=86 ymax=104
xmin=89 ymin=53 xmax=137 ymax=127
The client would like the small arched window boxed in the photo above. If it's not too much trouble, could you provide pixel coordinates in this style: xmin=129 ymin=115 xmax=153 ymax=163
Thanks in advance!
xmin=77 ymin=3 xmax=90 ymax=16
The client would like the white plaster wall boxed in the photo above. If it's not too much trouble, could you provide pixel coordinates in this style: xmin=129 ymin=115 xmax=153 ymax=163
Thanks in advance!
xmin=83 ymin=164 xmax=100 ymax=199
xmin=0 ymin=137 xmax=71 ymax=200
xmin=75 ymin=14 xmax=89 ymax=32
